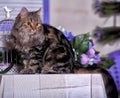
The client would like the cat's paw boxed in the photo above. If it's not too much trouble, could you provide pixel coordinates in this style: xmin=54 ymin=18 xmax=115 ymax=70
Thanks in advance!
xmin=20 ymin=68 xmax=35 ymax=74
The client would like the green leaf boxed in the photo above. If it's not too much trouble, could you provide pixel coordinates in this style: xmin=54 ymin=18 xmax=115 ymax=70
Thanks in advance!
xmin=100 ymin=57 xmax=115 ymax=69
xmin=70 ymin=33 xmax=90 ymax=65
xmin=71 ymin=33 xmax=89 ymax=55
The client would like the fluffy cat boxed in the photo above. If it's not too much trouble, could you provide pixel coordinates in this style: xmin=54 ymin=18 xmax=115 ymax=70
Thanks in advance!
xmin=8 ymin=7 xmax=75 ymax=74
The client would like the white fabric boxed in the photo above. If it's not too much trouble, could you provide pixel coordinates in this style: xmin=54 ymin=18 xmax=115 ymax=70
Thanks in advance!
xmin=0 ymin=74 xmax=107 ymax=98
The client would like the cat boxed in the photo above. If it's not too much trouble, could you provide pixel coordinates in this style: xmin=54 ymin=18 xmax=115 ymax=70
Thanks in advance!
xmin=75 ymin=66 xmax=118 ymax=98
xmin=7 ymin=7 xmax=75 ymax=74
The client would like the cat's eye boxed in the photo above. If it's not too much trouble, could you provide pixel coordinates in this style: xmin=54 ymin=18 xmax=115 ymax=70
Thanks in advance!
xmin=30 ymin=18 xmax=33 ymax=22
xmin=27 ymin=22 xmax=30 ymax=25
xmin=37 ymin=23 xmax=41 ymax=27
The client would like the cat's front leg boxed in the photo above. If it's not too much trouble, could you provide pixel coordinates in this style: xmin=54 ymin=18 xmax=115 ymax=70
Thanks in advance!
xmin=20 ymin=59 xmax=41 ymax=74
xmin=20 ymin=60 xmax=36 ymax=74
xmin=20 ymin=68 xmax=37 ymax=74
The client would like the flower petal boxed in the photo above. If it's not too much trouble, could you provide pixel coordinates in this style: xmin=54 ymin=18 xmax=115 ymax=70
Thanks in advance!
xmin=80 ymin=54 xmax=89 ymax=64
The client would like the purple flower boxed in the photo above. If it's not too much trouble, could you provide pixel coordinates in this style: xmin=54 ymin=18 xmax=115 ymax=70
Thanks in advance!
xmin=80 ymin=54 xmax=89 ymax=64
xmin=94 ymin=55 xmax=101 ymax=63
xmin=87 ymin=48 xmax=95 ymax=57
xmin=63 ymin=31 xmax=74 ymax=41
xmin=80 ymin=48 xmax=101 ymax=66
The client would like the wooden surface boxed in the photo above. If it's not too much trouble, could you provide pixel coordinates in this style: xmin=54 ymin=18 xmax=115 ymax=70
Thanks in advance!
xmin=0 ymin=74 xmax=107 ymax=98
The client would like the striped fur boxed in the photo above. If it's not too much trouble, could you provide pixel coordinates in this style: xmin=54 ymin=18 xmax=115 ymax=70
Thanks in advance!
xmin=8 ymin=7 xmax=74 ymax=74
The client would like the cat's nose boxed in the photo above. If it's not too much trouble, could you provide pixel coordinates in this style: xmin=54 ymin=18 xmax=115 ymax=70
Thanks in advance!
xmin=32 ymin=26 xmax=36 ymax=31
xmin=30 ymin=23 xmax=37 ymax=31
xmin=32 ymin=27 xmax=37 ymax=31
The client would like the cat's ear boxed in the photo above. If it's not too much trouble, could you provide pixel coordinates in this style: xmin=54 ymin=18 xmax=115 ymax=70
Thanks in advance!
xmin=36 ymin=8 xmax=41 ymax=15
xmin=19 ymin=7 xmax=28 ymax=19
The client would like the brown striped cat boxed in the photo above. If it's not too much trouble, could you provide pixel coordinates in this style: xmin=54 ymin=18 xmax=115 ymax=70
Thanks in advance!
xmin=8 ymin=7 xmax=75 ymax=74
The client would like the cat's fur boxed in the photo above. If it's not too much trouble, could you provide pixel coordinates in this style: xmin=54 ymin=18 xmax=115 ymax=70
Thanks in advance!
xmin=8 ymin=7 xmax=75 ymax=74
xmin=76 ymin=67 xmax=118 ymax=98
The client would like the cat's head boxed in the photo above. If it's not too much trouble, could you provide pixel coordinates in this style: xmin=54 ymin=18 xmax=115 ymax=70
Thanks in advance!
xmin=15 ymin=7 xmax=42 ymax=32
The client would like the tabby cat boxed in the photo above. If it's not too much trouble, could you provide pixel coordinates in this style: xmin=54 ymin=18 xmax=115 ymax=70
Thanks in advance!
xmin=76 ymin=66 xmax=118 ymax=98
xmin=8 ymin=7 xmax=74 ymax=74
